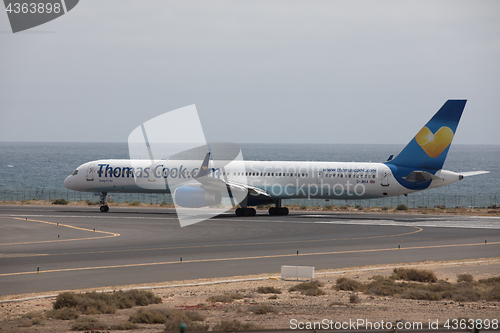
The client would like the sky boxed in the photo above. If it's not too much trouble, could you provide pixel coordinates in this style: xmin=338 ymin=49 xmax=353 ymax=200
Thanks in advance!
xmin=1 ymin=0 xmax=499 ymax=145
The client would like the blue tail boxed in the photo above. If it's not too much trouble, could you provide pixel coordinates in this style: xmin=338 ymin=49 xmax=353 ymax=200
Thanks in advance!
xmin=388 ymin=100 xmax=466 ymax=170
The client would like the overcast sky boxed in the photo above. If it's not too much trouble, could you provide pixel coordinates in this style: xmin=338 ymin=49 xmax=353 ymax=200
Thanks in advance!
xmin=1 ymin=1 xmax=499 ymax=145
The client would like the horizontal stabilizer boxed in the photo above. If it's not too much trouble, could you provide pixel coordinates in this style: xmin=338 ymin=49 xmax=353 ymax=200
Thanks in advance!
xmin=459 ymin=171 xmax=490 ymax=177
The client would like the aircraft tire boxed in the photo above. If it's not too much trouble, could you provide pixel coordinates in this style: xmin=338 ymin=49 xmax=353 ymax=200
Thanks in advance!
xmin=235 ymin=208 xmax=244 ymax=217
xmin=269 ymin=207 xmax=288 ymax=216
xmin=100 ymin=205 xmax=109 ymax=213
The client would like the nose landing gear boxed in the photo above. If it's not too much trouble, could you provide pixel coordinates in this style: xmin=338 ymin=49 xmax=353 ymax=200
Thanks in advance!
xmin=99 ymin=192 xmax=109 ymax=212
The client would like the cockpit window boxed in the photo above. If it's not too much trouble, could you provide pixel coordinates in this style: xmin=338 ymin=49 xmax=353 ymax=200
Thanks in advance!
xmin=72 ymin=170 xmax=78 ymax=176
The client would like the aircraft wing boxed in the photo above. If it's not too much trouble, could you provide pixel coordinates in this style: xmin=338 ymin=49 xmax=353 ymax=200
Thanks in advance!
xmin=196 ymin=176 xmax=271 ymax=197
xmin=194 ymin=152 xmax=271 ymax=198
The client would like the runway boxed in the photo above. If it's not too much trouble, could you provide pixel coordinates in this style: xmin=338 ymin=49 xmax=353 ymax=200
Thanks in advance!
xmin=0 ymin=205 xmax=499 ymax=296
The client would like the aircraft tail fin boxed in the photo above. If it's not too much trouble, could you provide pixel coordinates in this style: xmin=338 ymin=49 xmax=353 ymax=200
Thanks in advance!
xmin=388 ymin=100 xmax=466 ymax=170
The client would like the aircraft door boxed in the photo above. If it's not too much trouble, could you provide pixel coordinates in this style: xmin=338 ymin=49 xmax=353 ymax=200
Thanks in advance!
xmin=381 ymin=168 xmax=390 ymax=186
xmin=86 ymin=164 xmax=95 ymax=181
xmin=316 ymin=168 xmax=323 ymax=184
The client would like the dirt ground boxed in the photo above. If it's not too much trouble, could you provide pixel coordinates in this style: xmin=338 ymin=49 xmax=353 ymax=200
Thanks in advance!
xmin=1 ymin=258 xmax=499 ymax=332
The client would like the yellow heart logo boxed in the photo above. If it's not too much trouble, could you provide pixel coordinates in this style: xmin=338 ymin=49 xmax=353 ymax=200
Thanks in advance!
xmin=415 ymin=126 xmax=454 ymax=158
xmin=202 ymin=166 xmax=207 ymax=170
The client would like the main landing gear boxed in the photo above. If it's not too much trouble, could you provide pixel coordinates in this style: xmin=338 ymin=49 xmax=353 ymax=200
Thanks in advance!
xmin=234 ymin=199 xmax=289 ymax=217
xmin=269 ymin=206 xmax=289 ymax=216
xmin=235 ymin=207 xmax=256 ymax=217
xmin=99 ymin=192 xmax=109 ymax=212
xmin=269 ymin=199 xmax=288 ymax=216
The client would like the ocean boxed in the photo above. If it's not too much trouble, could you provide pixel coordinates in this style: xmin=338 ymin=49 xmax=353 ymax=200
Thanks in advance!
xmin=0 ymin=142 xmax=498 ymax=208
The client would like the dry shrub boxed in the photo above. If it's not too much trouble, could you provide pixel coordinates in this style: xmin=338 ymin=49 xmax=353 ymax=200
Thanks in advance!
xmin=289 ymin=280 xmax=323 ymax=293
xmin=112 ymin=322 xmax=138 ymax=330
xmin=452 ymin=288 xmax=482 ymax=302
xmin=21 ymin=311 xmax=44 ymax=321
xmin=256 ymin=286 xmax=282 ymax=294
xmin=457 ymin=274 xmax=474 ymax=283
xmin=130 ymin=308 xmax=206 ymax=324
xmin=331 ymin=273 xmax=500 ymax=303
xmin=349 ymin=294 xmax=360 ymax=303
xmin=46 ymin=307 xmax=79 ymax=320
xmin=129 ymin=308 xmax=172 ymax=324
xmin=367 ymin=276 xmax=411 ymax=296
xmin=17 ymin=311 xmax=44 ymax=327
xmin=71 ymin=317 xmax=104 ymax=331
xmin=288 ymin=280 xmax=324 ymax=296
xmin=52 ymin=198 xmax=69 ymax=205
xmin=164 ymin=316 xmax=209 ymax=332
xmin=206 ymin=293 xmax=244 ymax=303
xmin=335 ymin=277 xmax=366 ymax=292
xmin=129 ymin=308 xmax=208 ymax=331
xmin=268 ymin=294 xmax=279 ymax=299
xmin=405 ymin=289 xmax=443 ymax=301
xmin=485 ymin=286 xmax=500 ymax=301
xmin=249 ymin=304 xmax=278 ymax=314
xmin=478 ymin=276 xmax=500 ymax=285
xmin=304 ymin=288 xmax=325 ymax=296
xmin=214 ymin=319 xmax=262 ymax=331
xmin=392 ymin=268 xmax=437 ymax=283
xmin=53 ymin=290 xmax=161 ymax=315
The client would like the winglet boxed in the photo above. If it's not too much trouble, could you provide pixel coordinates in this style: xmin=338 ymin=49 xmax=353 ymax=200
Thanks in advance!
xmin=196 ymin=152 xmax=211 ymax=178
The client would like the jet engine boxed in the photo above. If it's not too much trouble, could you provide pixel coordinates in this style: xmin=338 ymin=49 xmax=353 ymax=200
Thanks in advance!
xmin=173 ymin=187 xmax=222 ymax=208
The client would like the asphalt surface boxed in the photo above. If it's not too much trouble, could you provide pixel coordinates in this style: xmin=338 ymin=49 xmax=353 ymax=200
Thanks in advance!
xmin=0 ymin=205 xmax=499 ymax=296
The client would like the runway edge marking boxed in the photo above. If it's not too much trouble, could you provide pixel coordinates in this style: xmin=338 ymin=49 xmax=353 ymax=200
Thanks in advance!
xmin=0 ymin=217 xmax=120 ymax=246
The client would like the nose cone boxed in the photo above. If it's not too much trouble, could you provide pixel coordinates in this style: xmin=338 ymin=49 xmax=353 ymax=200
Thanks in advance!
xmin=64 ymin=176 xmax=73 ymax=190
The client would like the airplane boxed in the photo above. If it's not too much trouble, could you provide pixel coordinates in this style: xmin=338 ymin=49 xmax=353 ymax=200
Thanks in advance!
xmin=64 ymin=100 xmax=488 ymax=217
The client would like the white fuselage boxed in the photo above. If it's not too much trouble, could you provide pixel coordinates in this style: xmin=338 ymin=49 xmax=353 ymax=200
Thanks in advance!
xmin=64 ymin=159 xmax=461 ymax=200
